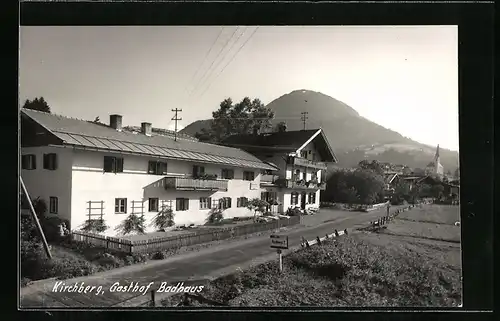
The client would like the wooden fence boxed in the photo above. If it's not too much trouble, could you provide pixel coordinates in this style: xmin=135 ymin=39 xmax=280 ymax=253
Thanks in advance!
xmin=71 ymin=216 xmax=301 ymax=254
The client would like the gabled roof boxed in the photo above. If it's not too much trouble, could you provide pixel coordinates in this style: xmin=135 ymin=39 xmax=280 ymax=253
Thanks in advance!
xmin=222 ymin=128 xmax=338 ymax=162
xmin=21 ymin=108 xmax=277 ymax=171
xmin=384 ymin=173 xmax=398 ymax=184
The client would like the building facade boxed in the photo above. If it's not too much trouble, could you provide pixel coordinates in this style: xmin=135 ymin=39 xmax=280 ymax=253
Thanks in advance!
xmin=20 ymin=109 xmax=277 ymax=236
xmin=222 ymin=128 xmax=338 ymax=214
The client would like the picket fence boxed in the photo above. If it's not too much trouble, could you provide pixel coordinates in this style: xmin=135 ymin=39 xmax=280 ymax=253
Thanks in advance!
xmin=71 ymin=216 xmax=301 ymax=254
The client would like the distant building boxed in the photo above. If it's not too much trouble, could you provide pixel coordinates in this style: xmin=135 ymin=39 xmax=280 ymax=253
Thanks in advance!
xmin=222 ymin=128 xmax=338 ymax=214
xmin=425 ymin=145 xmax=444 ymax=177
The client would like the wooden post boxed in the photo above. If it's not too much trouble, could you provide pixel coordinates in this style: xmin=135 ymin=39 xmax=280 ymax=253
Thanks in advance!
xmin=20 ymin=177 xmax=52 ymax=259
xmin=344 ymin=229 xmax=348 ymax=235
xmin=334 ymin=229 xmax=339 ymax=237
xmin=277 ymin=249 xmax=283 ymax=272
xmin=151 ymin=289 xmax=156 ymax=307
xmin=316 ymin=236 xmax=321 ymax=245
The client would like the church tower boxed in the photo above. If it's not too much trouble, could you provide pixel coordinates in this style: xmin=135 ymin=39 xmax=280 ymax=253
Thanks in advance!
xmin=433 ymin=145 xmax=444 ymax=176
xmin=426 ymin=145 xmax=444 ymax=177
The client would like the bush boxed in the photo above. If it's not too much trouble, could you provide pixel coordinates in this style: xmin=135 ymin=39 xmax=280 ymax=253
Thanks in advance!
xmin=152 ymin=207 xmax=175 ymax=230
xmin=286 ymin=207 xmax=302 ymax=216
xmin=81 ymin=218 xmax=109 ymax=233
xmin=207 ymin=208 xmax=224 ymax=224
xmin=96 ymin=253 xmax=121 ymax=269
xmin=152 ymin=251 xmax=166 ymax=260
xmin=115 ymin=214 xmax=146 ymax=235
xmin=40 ymin=217 xmax=71 ymax=242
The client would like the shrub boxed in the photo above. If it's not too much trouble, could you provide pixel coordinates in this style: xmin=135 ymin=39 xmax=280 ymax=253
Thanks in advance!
xmin=32 ymin=197 xmax=48 ymax=218
xmin=115 ymin=214 xmax=146 ymax=235
xmin=207 ymin=208 xmax=224 ymax=224
xmin=81 ymin=219 xmax=109 ymax=233
xmin=286 ymin=207 xmax=302 ymax=216
xmin=152 ymin=207 xmax=175 ymax=230
xmin=96 ymin=253 xmax=121 ymax=269
xmin=40 ymin=217 xmax=71 ymax=242
xmin=247 ymin=198 xmax=269 ymax=222
xmin=152 ymin=251 xmax=166 ymax=260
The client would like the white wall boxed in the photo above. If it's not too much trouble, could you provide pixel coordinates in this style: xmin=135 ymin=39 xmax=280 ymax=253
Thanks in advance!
xmin=70 ymin=149 xmax=261 ymax=236
xmin=21 ymin=146 xmax=73 ymax=223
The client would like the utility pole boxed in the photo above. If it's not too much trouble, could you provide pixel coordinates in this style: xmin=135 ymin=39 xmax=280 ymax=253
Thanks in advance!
xmin=171 ymin=108 xmax=182 ymax=141
xmin=20 ymin=177 xmax=52 ymax=259
xmin=300 ymin=111 xmax=308 ymax=130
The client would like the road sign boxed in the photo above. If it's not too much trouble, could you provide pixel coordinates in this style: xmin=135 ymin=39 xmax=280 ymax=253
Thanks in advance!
xmin=270 ymin=234 xmax=289 ymax=249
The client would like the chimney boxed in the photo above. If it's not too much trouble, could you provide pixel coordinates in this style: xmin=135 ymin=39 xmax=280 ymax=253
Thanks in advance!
xmin=110 ymin=114 xmax=123 ymax=131
xmin=141 ymin=122 xmax=152 ymax=136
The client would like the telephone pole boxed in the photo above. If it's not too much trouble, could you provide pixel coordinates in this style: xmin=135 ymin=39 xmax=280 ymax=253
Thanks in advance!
xmin=171 ymin=108 xmax=182 ymax=141
xmin=300 ymin=111 xmax=308 ymax=130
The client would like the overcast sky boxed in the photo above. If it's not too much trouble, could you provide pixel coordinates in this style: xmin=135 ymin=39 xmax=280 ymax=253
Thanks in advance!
xmin=19 ymin=26 xmax=458 ymax=151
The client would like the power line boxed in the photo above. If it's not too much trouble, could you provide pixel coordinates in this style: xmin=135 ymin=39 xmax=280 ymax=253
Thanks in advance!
xmin=194 ymin=27 xmax=259 ymax=102
xmin=183 ymin=27 xmax=224 ymax=95
xmin=192 ymin=27 xmax=248 ymax=99
xmin=171 ymin=108 xmax=182 ymax=141
xmin=187 ymin=27 xmax=240 ymax=99
xmin=300 ymin=111 xmax=308 ymax=130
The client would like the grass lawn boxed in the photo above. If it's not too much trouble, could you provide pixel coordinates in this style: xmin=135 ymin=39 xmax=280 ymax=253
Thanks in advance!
xmin=164 ymin=205 xmax=462 ymax=307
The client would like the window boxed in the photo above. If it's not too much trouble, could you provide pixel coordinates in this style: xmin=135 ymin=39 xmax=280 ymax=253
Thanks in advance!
xmin=176 ymin=198 xmax=189 ymax=211
xmin=192 ymin=165 xmax=205 ymax=178
xmin=243 ymin=171 xmax=255 ymax=181
xmin=148 ymin=198 xmax=159 ymax=212
xmin=43 ymin=153 xmax=58 ymax=170
xmin=104 ymin=156 xmax=124 ymax=173
xmin=21 ymin=154 xmax=36 ymax=170
xmin=115 ymin=198 xmax=127 ymax=214
xmin=221 ymin=169 xmax=234 ymax=179
xmin=237 ymin=197 xmax=248 ymax=208
xmin=199 ymin=197 xmax=212 ymax=210
xmin=301 ymin=150 xmax=307 ymax=158
xmin=309 ymin=192 xmax=316 ymax=204
xmin=218 ymin=197 xmax=232 ymax=210
xmin=148 ymin=161 xmax=168 ymax=175
xmin=291 ymin=192 xmax=299 ymax=205
xmin=49 ymin=197 xmax=58 ymax=214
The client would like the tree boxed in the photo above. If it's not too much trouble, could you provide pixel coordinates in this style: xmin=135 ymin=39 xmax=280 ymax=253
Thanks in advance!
xmin=246 ymin=198 xmax=269 ymax=222
xmin=152 ymin=207 xmax=175 ymax=230
xmin=195 ymin=97 xmax=275 ymax=143
xmin=324 ymin=168 xmax=385 ymax=205
xmin=275 ymin=121 xmax=287 ymax=132
xmin=22 ymin=97 xmax=51 ymax=113
xmin=393 ymin=181 xmax=411 ymax=204
xmin=431 ymin=184 xmax=445 ymax=200
xmin=358 ymin=160 xmax=385 ymax=175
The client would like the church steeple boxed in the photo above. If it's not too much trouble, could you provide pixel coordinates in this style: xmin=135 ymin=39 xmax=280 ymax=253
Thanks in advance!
xmin=435 ymin=144 xmax=440 ymax=159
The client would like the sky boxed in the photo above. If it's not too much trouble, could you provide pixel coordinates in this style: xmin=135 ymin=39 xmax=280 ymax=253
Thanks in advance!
xmin=19 ymin=26 xmax=459 ymax=151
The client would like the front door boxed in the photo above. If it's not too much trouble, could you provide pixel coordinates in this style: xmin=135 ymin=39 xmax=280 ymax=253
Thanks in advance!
xmin=300 ymin=192 xmax=306 ymax=210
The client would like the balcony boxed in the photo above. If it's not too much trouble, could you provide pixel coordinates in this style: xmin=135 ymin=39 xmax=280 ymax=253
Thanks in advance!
xmin=288 ymin=156 xmax=327 ymax=170
xmin=276 ymin=178 xmax=326 ymax=190
xmin=260 ymin=174 xmax=280 ymax=185
xmin=164 ymin=177 xmax=228 ymax=191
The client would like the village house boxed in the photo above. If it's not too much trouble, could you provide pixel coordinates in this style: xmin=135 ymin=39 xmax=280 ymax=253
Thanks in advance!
xmin=222 ymin=128 xmax=338 ymax=214
xmin=20 ymin=109 xmax=278 ymax=236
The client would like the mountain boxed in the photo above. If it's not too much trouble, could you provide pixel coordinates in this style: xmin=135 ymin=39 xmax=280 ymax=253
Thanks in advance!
xmin=180 ymin=89 xmax=459 ymax=172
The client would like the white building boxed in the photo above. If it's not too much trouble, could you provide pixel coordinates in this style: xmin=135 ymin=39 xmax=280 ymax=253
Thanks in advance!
xmin=222 ymin=128 xmax=338 ymax=214
xmin=20 ymin=109 xmax=277 ymax=236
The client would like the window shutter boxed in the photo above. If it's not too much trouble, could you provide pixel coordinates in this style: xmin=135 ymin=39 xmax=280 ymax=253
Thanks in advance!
xmin=237 ymin=198 xmax=241 ymax=207
xmin=52 ymin=154 xmax=58 ymax=170
xmin=176 ymin=198 xmax=181 ymax=211
xmin=192 ymin=165 xmax=198 ymax=177
xmin=43 ymin=154 xmax=48 ymax=169
xmin=148 ymin=161 xmax=155 ymax=174
xmin=208 ymin=198 xmax=212 ymax=208
xmin=184 ymin=198 xmax=189 ymax=211
xmin=32 ymin=155 xmax=36 ymax=169
xmin=116 ymin=158 xmax=124 ymax=172
xmin=227 ymin=197 xmax=232 ymax=208
xmin=161 ymin=162 xmax=168 ymax=175
xmin=104 ymin=156 xmax=113 ymax=172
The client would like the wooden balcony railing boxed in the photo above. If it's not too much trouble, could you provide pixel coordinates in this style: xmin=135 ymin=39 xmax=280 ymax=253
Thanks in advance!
xmin=164 ymin=177 xmax=228 ymax=191
xmin=288 ymin=156 xmax=327 ymax=170
xmin=275 ymin=178 xmax=326 ymax=190
xmin=260 ymin=174 xmax=280 ymax=184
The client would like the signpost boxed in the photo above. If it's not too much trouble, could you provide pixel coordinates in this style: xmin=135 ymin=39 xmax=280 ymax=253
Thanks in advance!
xmin=270 ymin=234 xmax=288 ymax=272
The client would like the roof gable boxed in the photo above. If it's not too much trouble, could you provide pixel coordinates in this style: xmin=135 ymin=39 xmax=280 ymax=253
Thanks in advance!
xmin=223 ymin=128 xmax=338 ymax=162
xmin=21 ymin=109 xmax=276 ymax=170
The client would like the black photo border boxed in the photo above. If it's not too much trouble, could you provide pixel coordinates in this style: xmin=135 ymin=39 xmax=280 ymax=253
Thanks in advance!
xmin=12 ymin=1 xmax=494 ymax=321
